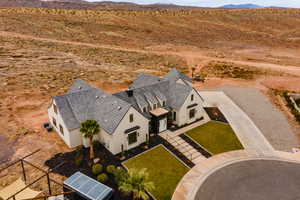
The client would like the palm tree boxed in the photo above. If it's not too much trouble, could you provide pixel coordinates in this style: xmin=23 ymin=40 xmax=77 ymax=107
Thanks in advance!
xmin=119 ymin=168 xmax=155 ymax=200
xmin=80 ymin=120 xmax=100 ymax=160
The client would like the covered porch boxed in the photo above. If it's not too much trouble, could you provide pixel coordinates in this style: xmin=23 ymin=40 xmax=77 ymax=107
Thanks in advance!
xmin=149 ymin=108 xmax=170 ymax=134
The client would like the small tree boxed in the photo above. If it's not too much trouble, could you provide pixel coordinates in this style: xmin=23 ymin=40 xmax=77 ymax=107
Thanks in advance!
xmin=80 ymin=120 xmax=100 ymax=160
xmin=119 ymin=168 xmax=155 ymax=200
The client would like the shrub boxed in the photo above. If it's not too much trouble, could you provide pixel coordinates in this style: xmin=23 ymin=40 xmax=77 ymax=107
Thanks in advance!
xmin=76 ymin=145 xmax=84 ymax=155
xmin=282 ymin=91 xmax=300 ymax=124
xmin=113 ymin=167 xmax=128 ymax=185
xmin=92 ymin=164 xmax=103 ymax=175
xmin=106 ymin=165 xmax=116 ymax=174
xmin=74 ymin=154 xmax=83 ymax=166
xmin=92 ymin=140 xmax=101 ymax=152
xmin=97 ymin=173 xmax=108 ymax=183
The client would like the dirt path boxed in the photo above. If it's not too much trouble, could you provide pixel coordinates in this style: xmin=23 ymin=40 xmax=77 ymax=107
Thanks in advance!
xmin=1 ymin=31 xmax=300 ymax=76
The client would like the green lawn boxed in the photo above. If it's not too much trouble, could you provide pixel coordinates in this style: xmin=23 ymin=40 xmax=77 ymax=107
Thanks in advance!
xmin=123 ymin=145 xmax=189 ymax=200
xmin=186 ymin=121 xmax=243 ymax=154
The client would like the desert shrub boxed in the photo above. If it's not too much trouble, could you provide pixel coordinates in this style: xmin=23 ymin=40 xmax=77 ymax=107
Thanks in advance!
xmin=92 ymin=140 xmax=101 ymax=152
xmin=97 ymin=173 xmax=108 ymax=183
xmin=295 ymin=99 xmax=300 ymax=107
xmin=92 ymin=164 xmax=103 ymax=175
xmin=106 ymin=165 xmax=116 ymax=174
xmin=282 ymin=91 xmax=300 ymax=124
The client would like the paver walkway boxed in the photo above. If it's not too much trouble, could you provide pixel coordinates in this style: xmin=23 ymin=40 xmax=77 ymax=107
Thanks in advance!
xmin=199 ymin=91 xmax=275 ymax=155
xmin=167 ymin=135 xmax=207 ymax=164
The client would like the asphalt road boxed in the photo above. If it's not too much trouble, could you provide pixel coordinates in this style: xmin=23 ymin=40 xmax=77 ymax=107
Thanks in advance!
xmin=195 ymin=159 xmax=300 ymax=200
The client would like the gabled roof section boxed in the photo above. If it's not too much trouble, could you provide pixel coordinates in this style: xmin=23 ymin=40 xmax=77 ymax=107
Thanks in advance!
xmin=68 ymin=79 xmax=95 ymax=93
xmin=54 ymin=95 xmax=80 ymax=130
xmin=54 ymin=80 xmax=131 ymax=134
xmin=130 ymin=72 xmax=164 ymax=89
xmin=168 ymin=82 xmax=192 ymax=109
xmin=134 ymin=93 xmax=148 ymax=110
xmin=144 ymin=91 xmax=158 ymax=105
xmin=164 ymin=68 xmax=192 ymax=84
xmin=153 ymin=90 xmax=167 ymax=102
xmin=113 ymin=79 xmax=192 ymax=116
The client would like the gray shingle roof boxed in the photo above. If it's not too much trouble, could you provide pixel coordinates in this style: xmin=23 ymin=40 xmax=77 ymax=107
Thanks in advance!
xmin=114 ymin=78 xmax=192 ymax=118
xmin=130 ymin=73 xmax=164 ymax=89
xmin=144 ymin=91 xmax=158 ymax=105
xmin=134 ymin=93 xmax=148 ymax=110
xmin=153 ymin=90 xmax=167 ymax=102
xmin=54 ymin=80 xmax=131 ymax=134
xmin=53 ymin=68 xmax=193 ymax=134
xmin=168 ymin=83 xmax=192 ymax=109
xmin=164 ymin=68 xmax=192 ymax=84
xmin=68 ymin=79 xmax=95 ymax=93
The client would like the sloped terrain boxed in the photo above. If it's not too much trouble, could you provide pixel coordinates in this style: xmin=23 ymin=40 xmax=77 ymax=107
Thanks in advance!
xmin=0 ymin=8 xmax=300 ymax=195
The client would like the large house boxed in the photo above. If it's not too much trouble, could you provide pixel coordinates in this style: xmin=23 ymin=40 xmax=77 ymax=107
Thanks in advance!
xmin=48 ymin=68 xmax=208 ymax=154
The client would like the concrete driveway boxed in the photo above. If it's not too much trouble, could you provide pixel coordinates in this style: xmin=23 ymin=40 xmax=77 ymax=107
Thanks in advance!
xmin=199 ymin=91 xmax=274 ymax=155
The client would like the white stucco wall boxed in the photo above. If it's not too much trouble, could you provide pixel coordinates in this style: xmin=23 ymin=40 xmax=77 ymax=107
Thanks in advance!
xmin=177 ymin=89 xmax=207 ymax=127
xmin=48 ymin=100 xmax=76 ymax=148
xmin=99 ymin=107 xmax=149 ymax=155
xmin=48 ymin=100 xmax=148 ymax=153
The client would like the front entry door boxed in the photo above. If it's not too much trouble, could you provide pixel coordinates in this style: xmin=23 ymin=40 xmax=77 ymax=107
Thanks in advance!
xmin=159 ymin=118 xmax=167 ymax=133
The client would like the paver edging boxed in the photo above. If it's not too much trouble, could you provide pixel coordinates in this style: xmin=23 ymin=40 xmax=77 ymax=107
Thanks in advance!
xmin=182 ymin=133 xmax=214 ymax=156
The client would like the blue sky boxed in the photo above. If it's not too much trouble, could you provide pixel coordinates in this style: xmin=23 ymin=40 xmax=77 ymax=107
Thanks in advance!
xmin=86 ymin=0 xmax=300 ymax=8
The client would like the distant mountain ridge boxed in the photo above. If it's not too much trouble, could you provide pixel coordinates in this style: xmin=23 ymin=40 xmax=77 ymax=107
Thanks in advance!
xmin=219 ymin=4 xmax=264 ymax=9
xmin=0 ymin=0 xmax=201 ymax=10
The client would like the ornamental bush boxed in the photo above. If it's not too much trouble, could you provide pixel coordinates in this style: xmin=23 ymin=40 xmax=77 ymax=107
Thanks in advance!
xmin=92 ymin=164 xmax=103 ymax=175
xmin=74 ymin=153 xmax=83 ymax=166
xmin=97 ymin=173 xmax=108 ymax=183
xmin=92 ymin=140 xmax=101 ymax=152
xmin=106 ymin=165 xmax=116 ymax=174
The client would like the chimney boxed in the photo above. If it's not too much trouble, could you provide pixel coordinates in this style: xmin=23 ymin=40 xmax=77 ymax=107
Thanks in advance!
xmin=126 ymin=89 xmax=133 ymax=97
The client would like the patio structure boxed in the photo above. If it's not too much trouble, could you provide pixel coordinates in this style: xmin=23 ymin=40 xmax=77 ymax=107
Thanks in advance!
xmin=64 ymin=172 xmax=114 ymax=200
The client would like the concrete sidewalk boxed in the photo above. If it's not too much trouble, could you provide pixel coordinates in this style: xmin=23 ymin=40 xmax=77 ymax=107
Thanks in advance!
xmin=199 ymin=91 xmax=274 ymax=155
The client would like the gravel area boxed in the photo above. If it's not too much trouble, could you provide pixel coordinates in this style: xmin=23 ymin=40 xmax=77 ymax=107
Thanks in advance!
xmin=219 ymin=87 xmax=299 ymax=152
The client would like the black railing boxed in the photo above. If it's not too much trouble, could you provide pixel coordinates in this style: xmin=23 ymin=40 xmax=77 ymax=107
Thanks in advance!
xmin=0 ymin=149 xmax=75 ymax=200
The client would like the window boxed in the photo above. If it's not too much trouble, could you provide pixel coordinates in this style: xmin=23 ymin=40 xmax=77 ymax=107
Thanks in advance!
xmin=162 ymin=101 xmax=166 ymax=107
xmin=173 ymin=112 xmax=176 ymax=121
xmin=129 ymin=114 xmax=134 ymax=123
xmin=52 ymin=117 xmax=57 ymax=127
xmin=153 ymin=104 xmax=157 ymax=109
xmin=128 ymin=132 xmax=137 ymax=145
xmin=59 ymin=124 xmax=64 ymax=135
xmin=189 ymin=109 xmax=195 ymax=119
xmin=191 ymin=94 xmax=194 ymax=101
xmin=53 ymin=104 xmax=58 ymax=114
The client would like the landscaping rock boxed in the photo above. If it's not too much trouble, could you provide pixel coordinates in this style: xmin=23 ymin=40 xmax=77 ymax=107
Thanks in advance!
xmin=93 ymin=158 xmax=100 ymax=164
